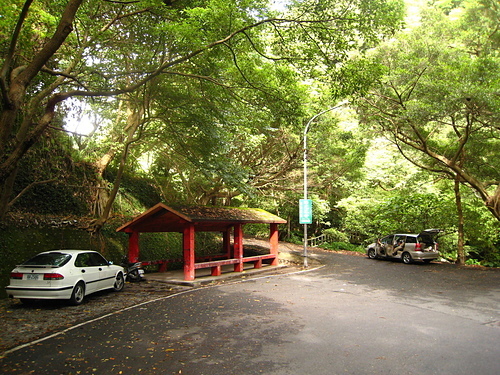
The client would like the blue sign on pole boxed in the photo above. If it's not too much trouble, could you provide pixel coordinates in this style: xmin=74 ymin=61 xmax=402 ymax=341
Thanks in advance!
xmin=299 ymin=199 xmax=313 ymax=224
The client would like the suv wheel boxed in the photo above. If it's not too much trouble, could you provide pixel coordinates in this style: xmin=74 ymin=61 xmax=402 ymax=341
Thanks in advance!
xmin=402 ymin=252 xmax=412 ymax=264
xmin=367 ymin=248 xmax=377 ymax=259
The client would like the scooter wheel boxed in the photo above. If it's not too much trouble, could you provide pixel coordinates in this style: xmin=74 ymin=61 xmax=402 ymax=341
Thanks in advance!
xmin=127 ymin=269 xmax=141 ymax=282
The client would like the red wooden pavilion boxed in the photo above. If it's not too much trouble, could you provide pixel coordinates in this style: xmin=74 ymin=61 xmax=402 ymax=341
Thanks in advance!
xmin=116 ymin=203 xmax=287 ymax=281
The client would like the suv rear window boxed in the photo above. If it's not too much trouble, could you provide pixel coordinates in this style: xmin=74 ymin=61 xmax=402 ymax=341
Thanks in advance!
xmin=418 ymin=234 xmax=434 ymax=246
xmin=418 ymin=235 xmax=434 ymax=244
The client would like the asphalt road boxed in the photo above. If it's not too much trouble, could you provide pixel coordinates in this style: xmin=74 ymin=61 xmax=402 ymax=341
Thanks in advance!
xmin=1 ymin=250 xmax=499 ymax=374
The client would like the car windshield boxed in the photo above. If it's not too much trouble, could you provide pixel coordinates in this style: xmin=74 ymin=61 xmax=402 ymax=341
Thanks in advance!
xmin=22 ymin=253 xmax=72 ymax=267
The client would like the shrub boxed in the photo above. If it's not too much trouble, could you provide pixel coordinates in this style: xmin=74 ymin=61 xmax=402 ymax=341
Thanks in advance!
xmin=323 ymin=228 xmax=350 ymax=243
xmin=322 ymin=241 xmax=364 ymax=253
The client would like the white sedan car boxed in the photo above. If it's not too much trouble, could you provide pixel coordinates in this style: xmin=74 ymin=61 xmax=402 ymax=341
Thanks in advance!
xmin=6 ymin=250 xmax=125 ymax=305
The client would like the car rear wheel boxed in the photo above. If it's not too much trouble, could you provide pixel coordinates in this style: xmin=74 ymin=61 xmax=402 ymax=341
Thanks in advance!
xmin=70 ymin=282 xmax=85 ymax=305
xmin=113 ymin=273 xmax=125 ymax=292
xmin=402 ymin=252 xmax=412 ymax=264
xmin=367 ymin=248 xmax=377 ymax=259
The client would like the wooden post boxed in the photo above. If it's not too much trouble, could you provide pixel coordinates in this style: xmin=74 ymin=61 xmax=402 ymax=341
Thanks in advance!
xmin=158 ymin=261 xmax=168 ymax=273
xmin=128 ymin=231 xmax=140 ymax=263
xmin=270 ymin=223 xmax=279 ymax=266
xmin=211 ymin=265 xmax=222 ymax=276
xmin=233 ymin=223 xmax=244 ymax=272
xmin=223 ymin=229 xmax=231 ymax=258
xmin=183 ymin=224 xmax=195 ymax=281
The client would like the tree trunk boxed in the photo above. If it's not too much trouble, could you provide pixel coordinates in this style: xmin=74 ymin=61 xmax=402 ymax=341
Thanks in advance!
xmin=0 ymin=0 xmax=84 ymax=221
xmin=92 ymin=101 xmax=127 ymax=216
xmin=0 ymin=167 xmax=18 ymax=221
xmin=486 ymin=184 xmax=500 ymax=222
xmin=93 ymin=144 xmax=117 ymax=217
xmin=454 ymin=176 xmax=465 ymax=265
xmin=90 ymin=104 xmax=144 ymax=232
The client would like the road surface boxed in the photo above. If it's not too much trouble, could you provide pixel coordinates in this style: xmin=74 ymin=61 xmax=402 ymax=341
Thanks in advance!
xmin=1 ymin=250 xmax=499 ymax=374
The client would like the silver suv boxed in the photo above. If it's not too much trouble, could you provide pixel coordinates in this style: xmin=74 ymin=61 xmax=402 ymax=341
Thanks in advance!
xmin=366 ymin=229 xmax=440 ymax=264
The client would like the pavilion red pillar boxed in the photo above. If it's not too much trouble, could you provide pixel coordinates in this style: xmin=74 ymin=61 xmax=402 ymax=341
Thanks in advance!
xmin=233 ymin=223 xmax=244 ymax=272
xmin=270 ymin=223 xmax=279 ymax=266
xmin=127 ymin=230 xmax=140 ymax=263
xmin=223 ymin=229 xmax=231 ymax=258
xmin=183 ymin=224 xmax=195 ymax=281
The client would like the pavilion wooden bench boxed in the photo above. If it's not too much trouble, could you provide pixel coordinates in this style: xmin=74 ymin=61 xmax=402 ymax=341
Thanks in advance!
xmin=193 ymin=254 xmax=277 ymax=276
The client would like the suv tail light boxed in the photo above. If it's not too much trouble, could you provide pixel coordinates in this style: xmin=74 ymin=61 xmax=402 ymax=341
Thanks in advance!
xmin=43 ymin=273 xmax=64 ymax=280
xmin=415 ymin=243 xmax=422 ymax=252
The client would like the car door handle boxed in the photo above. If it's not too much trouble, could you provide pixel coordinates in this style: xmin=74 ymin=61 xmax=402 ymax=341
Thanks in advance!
xmin=81 ymin=269 xmax=86 ymax=273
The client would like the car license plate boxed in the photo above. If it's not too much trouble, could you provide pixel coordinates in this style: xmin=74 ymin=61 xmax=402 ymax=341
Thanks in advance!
xmin=27 ymin=274 xmax=39 ymax=280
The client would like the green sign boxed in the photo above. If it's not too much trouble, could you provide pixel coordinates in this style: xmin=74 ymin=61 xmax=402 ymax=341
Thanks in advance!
xmin=299 ymin=199 xmax=313 ymax=224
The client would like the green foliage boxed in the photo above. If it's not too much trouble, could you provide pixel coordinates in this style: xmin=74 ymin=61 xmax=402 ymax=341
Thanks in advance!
xmin=11 ymin=135 xmax=96 ymax=215
xmin=244 ymin=223 xmax=273 ymax=239
xmin=104 ymin=169 xmax=162 ymax=209
xmin=139 ymin=231 xmax=226 ymax=271
xmin=465 ymin=257 xmax=481 ymax=266
xmin=336 ymin=167 xmax=500 ymax=265
xmin=345 ymin=0 xmax=499 ymax=265
xmin=323 ymin=228 xmax=350 ymax=243
xmin=321 ymin=241 xmax=364 ymax=253
xmin=139 ymin=232 xmax=183 ymax=262
xmin=355 ymin=2 xmax=500 ymax=220
xmin=280 ymin=0 xmax=405 ymax=80
xmin=1 ymin=0 xmax=497 ymax=274
xmin=1 ymin=0 xmax=407 ymax=225
xmin=338 ymin=180 xmax=451 ymax=241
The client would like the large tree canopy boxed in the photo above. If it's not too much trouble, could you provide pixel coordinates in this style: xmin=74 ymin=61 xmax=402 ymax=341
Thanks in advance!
xmin=356 ymin=0 xmax=500 ymax=222
xmin=0 ymin=0 xmax=405 ymax=221
xmin=1 ymin=0 xmax=499 ymax=265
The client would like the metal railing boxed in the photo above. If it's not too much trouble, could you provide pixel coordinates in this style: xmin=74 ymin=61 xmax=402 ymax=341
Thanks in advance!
xmin=307 ymin=233 xmax=333 ymax=248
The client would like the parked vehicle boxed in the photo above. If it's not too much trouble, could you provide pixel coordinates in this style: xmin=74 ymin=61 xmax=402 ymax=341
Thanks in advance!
xmin=366 ymin=229 xmax=440 ymax=264
xmin=120 ymin=256 xmax=145 ymax=282
xmin=6 ymin=250 xmax=125 ymax=305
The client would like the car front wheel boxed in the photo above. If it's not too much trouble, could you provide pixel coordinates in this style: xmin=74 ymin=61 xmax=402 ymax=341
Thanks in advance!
xmin=113 ymin=273 xmax=125 ymax=292
xmin=402 ymin=252 xmax=412 ymax=264
xmin=70 ymin=282 xmax=85 ymax=305
xmin=367 ymin=248 xmax=377 ymax=259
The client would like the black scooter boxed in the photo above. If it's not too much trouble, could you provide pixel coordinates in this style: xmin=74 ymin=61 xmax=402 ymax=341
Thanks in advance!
xmin=120 ymin=256 xmax=145 ymax=282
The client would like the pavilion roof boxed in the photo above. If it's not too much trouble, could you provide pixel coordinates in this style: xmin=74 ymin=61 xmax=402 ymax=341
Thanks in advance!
xmin=116 ymin=203 xmax=287 ymax=233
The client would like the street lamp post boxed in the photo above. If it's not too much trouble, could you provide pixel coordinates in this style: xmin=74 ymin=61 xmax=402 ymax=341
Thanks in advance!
xmin=302 ymin=101 xmax=347 ymax=267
